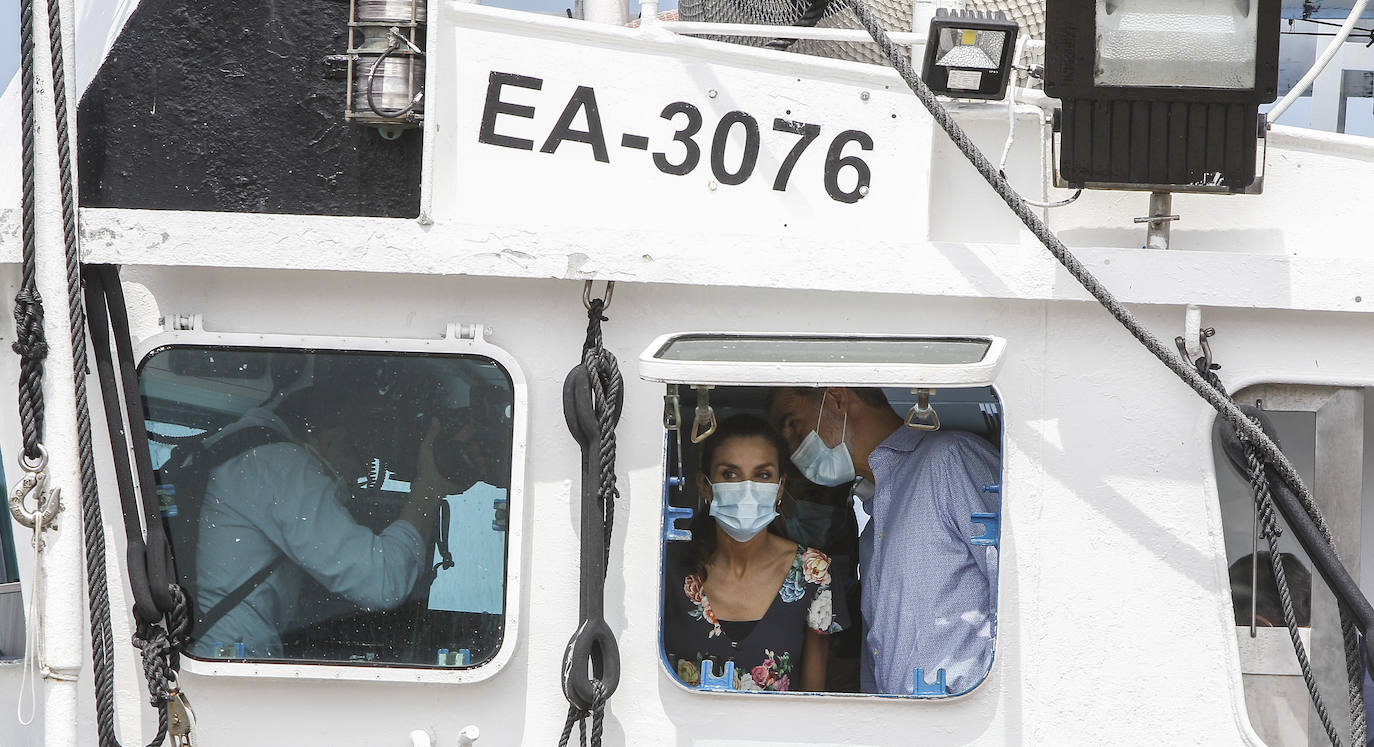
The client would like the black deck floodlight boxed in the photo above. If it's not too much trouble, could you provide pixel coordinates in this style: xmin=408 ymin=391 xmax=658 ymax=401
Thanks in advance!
xmin=1045 ymin=0 xmax=1281 ymax=193
xmin=921 ymin=10 xmax=1020 ymax=101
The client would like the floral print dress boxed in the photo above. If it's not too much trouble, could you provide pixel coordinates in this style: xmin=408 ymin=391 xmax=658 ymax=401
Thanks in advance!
xmin=664 ymin=544 xmax=848 ymax=692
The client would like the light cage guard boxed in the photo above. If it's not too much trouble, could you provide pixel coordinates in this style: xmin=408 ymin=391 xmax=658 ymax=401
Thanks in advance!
xmin=346 ymin=0 xmax=428 ymax=138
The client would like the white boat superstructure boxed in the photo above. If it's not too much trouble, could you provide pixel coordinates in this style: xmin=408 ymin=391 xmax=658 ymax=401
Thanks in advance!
xmin=0 ymin=1 xmax=1373 ymax=745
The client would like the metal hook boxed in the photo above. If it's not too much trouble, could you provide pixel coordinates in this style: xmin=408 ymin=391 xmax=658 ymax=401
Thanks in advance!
xmin=166 ymin=688 xmax=198 ymax=746
xmin=1174 ymin=327 xmax=1216 ymax=370
xmin=690 ymin=385 xmax=717 ymax=444
xmin=904 ymin=388 xmax=941 ymax=431
xmin=664 ymin=386 xmax=681 ymax=431
xmin=583 ymin=280 xmax=615 ymax=311
xmin=9 ymin=446 xmax=61 ymax=532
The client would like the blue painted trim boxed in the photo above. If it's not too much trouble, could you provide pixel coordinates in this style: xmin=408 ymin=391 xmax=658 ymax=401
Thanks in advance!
xmin=664 ymin=504 xmax=694 ymax=542
xmin=971 ymin=512 xmax=1000 ymax=548
xmin=699 ymin=660 xmax=737 ymax=691
xmin=913 ymin=668 xmax=948 ymax=697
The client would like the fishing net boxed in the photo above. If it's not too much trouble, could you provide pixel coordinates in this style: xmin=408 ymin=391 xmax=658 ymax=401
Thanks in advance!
xmin=678 ymin=0 xmax=1043 ymax=73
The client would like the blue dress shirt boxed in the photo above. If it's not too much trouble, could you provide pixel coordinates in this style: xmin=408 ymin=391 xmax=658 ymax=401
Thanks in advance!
xmin=859 ymin=426 xmax=1001 ymax=695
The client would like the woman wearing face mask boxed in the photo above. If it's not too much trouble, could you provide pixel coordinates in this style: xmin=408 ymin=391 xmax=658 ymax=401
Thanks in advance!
xmin=663 ymin=414 xmax=848 ymax=692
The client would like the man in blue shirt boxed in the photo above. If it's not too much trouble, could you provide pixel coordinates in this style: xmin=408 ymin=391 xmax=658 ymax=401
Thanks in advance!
xmin=768 ymin=387 xmax=1000 ymax=695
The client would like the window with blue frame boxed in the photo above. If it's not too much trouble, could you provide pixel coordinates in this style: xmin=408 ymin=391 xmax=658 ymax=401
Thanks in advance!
xmin=656 ymin=383 xmax=1003 ymax=697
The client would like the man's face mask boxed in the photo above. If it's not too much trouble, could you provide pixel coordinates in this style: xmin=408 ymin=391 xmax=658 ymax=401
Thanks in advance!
xmin=789 ymin=391 xmax=855 ymax=487
xmin=708 ymin=480 xmax=781 ymax=542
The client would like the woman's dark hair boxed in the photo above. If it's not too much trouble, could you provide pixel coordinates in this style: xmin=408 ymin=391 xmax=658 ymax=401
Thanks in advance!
xmin=686 ymin=414 xmax=790 ymax=579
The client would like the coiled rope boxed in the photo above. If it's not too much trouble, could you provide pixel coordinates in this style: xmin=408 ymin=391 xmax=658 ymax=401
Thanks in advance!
xmin=842 ymin=0 xmax=1367 ymax=741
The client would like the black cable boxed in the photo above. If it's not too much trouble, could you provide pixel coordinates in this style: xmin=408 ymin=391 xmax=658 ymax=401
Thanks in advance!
xmin=842 ymin=0 xmax=1366 ymax=741
xmin=365 ymin=33 xmax=423 ymax=120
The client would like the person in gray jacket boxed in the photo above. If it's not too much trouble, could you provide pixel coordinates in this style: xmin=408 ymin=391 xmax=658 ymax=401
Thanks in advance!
xmin=193 ymin=381 xmax=452 ymax=659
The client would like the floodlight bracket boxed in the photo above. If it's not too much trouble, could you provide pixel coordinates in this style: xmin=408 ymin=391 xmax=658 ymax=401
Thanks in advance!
xmin=1050 ymin=110 xmax=1269 ymax=195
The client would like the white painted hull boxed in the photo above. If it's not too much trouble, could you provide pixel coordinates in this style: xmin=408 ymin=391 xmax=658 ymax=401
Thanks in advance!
xmin=1 ymin=2 xmax=1374 ymax=745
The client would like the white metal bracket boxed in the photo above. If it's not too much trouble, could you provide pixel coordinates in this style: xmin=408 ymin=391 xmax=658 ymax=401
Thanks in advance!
xmin=165 ymin=313 xmax=204 ymax=332
xmin=446 ymin=322 xmax=488 ymax=342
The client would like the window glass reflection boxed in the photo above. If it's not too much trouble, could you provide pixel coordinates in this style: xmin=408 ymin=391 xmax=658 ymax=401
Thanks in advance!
xmin=140 ymin=347 xmax=513 ymax=668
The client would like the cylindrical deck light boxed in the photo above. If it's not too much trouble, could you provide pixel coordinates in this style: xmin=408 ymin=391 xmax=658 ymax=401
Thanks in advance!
xmin=347 ymin=0 xmax=428 ymax=139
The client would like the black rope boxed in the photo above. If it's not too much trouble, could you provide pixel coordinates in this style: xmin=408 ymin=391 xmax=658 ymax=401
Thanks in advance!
xmin=1201 ymin=360 xmax=1348 ymax=746
xmin=14 ymin=0 xmax=46 ymax=463
xmin=559 ymin=681 xmax=607 ymax=747
xmin=582 ymin=299 xmax=621 ymax=579
xmin=16 ymin=0 xmax=130 ymax=741
xmin=841 ymin=0 xmax=1323 ymax=540
xmin=842 ymin=1 xmax=1366 ymax=741
xmin=23 ymin=0 xmax=129 ymax=742
xmin=559 ymin=299 xmax=621 ymax=747
xmin=86 ymin=265 xmax=194 ymax=747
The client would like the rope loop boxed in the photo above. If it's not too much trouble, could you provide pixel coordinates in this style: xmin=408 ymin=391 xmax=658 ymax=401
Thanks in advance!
xmin=559 ymin=680 xmax=608 ymax=747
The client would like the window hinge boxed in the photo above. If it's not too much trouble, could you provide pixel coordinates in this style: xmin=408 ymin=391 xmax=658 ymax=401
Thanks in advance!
xmin=164 ymin=313 xmax=204 ymax=331
xmin=446 ymin=323 xmax=488 ymax=342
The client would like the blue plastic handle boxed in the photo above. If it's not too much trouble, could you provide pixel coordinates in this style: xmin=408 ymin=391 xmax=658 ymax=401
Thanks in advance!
xmin=971 ymin=512 xmax=1000 ymax=547
xmin=664 ymin=505 xmax=694 ymax=542
xmin=698 ymin=660 xmax=736 ymax=691
xmin=913 ymin=668 xmax=948 ymax=697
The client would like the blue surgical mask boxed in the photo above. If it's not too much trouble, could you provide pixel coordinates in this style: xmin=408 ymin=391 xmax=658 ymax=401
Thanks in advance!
xmin=708 ymin=480 xmax=781 ymax=542
xmin=789 ymin=391 xmax=855 ymax=487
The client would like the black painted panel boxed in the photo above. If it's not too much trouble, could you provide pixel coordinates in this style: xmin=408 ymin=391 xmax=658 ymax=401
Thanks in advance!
xmin=78 ymin=0 xmax=421 ymax=218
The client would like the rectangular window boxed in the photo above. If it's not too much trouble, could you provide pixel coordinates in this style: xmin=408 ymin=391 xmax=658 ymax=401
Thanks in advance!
xmin=139 ymin=343 xmax=519 ymax=672
xmin=643 ymin=333 xmax=1005 ymax=698
xmin=1213 ymin=384 xmax=1370 ymax=744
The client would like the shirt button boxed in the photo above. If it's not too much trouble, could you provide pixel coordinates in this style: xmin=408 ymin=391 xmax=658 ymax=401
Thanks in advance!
xmin=872 ymin=647 xmax=879 ymax=656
